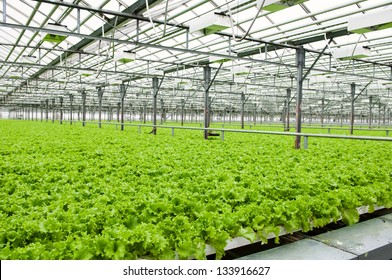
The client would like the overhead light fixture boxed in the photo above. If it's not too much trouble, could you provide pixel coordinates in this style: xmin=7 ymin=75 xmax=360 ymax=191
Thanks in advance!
xmin=114 ymin=51 xmax=136 ymax=64
xmin=232 ymin=65 xmax=250 ymax=75
xmin=112 ymin=78 xmax=124 ymax=85
xmin=78 ymin=70 xmax=95 ymax=77
xmin=189 ymin=12 xmax=231 ymax=36
xmin=333 ymin=44 xmax=371 ymax=60
xmin=147 ymin=68 xmax=164 ymax=76
xmin=257 ymin=0 xmax=308 ymax=12
xmin=209 ymin=51 xmax=236 ymax=64
xmin=22 ymin=55 xmax=37 ymax=63
xmin=348 ymin=8 xmax=392 ymax=34
xmin=42 ymin=23 xmax=68 ymax=44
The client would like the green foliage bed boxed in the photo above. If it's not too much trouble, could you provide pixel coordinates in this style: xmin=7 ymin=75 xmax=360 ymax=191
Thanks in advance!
xmin=1 ymin=120 xmax=391 ymax=259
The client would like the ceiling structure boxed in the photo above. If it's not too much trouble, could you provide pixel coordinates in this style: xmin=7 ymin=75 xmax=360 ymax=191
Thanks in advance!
xmin=0 ymin=0 xmax=392 ymax=120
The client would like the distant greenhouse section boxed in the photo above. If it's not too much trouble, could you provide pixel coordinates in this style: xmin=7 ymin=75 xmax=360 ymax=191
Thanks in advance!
xmin=1 ymin=0 xmax=392 ymax=261
xmin=0 ymin=0 xmax=392 ymax=144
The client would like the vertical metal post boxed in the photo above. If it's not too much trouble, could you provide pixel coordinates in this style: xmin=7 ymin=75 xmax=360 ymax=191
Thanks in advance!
xmin=209 ymin=97 xmax=213 ymax=126
xmin=116 ymin=102 xmax=120 ymax=123
xmin=45 ymin=99 xmax=49 ymax=121
xmin=107 ymin=106 xmax=111 ymax=122
xmin=285 ymin=89 xmax=291 ymax=131
xmin=69 ymin=94 xmax=73 ymax=125
xmin=181 ymin=99 xmax=185 ymax=126
xmin=340 ymin=103 xmax=343 ymax=127
xmin=321 ymin=98 xmax=325 ymax=127
xmin=241 ymin=92 xmax=245 ymax=129
xmin=369 ymin=96 xmax=373 ymax=129
xmin=160 ymin=99 xmax=164 ymax=124
xmin=81 ymin=90 xmax=87 ymax=127
xmin=129 ymin=103 xmax=133 ymax=123
xmin=253 ymin=104 xmax=257 ymax=125
xmin=143 ymin=102 xmax=147 ymax=124
xmin=152 ymin=77 xmax=158 ymax=135
xmin=378 ymin=102 xmax=381 ymax=127
xmin=120 ymin=83 xmax=126 ymax=131
xmin=350 ymin=83 xmax=355 ymax=135
xmin=295 ymin=46 xmax=305 ymax=149
xmin=383 ymin=105 xmax=386 ymax=125
xmin=204 ymin=66 xmax=211 ymax=140
xmin=52 ymin=98 xmax=55 ymax=123
xmin=40 ymin=101 xmax=43 ymax=122
xmin=59 ymin=97 xmax=63 ymax=125
xmin=97 ymin=86 xmax=104 ymax=128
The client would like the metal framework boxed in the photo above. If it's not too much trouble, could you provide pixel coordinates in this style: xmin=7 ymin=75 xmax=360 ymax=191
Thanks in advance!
xmin=1 ymin=0 xmax=392 ymax=147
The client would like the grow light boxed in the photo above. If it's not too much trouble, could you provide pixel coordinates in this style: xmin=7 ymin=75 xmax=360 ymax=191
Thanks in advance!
xmin=148 ymin=68 xmax=164 ymax=76
xmin=22 ymin=55 xmax=37 ymax=63
xmin=232 ymin=65 xmax=250 ymax=75
xmin=42 ymin=23 xmax=68 ymax=44
xmin=348 ymin=8 xmax=392 ymax=34
xmin=78 ymin=70 xmax=95 ymax=77
xmin=189 ymin=12 xmax=231 ymax=35
xmin=333 ymin=44 xmax=371 ymax=60
xmin=114 ymin=51 xmax=136 ymax=64
xmin=209 ymin=51 xmax=236 ymax=64
xmin=257 ymin=0 xmax=308 ymax=12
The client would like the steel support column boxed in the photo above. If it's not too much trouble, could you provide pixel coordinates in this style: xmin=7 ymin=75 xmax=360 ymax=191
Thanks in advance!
xmin=369 ymin=96 xmax=373 ymax=129
xmin=152 ymin=77 xmax=158 ymax=134
xmin=350 ymin=83 xmax=356 ymax=135
xmin=69 ymin=94 xmax=73 ymax=125
xmin=97 ymin=86 xmax=104 ymax=128
xmin=383 ymin=105 xmax=386 ymax=125
xmin=116 ymin=102 xmax=120 ymax=123
xmin=241 ymin=92 xmax=245 ymax=129
xmin=120 ymin=83 xmax=126 ymax=131
xmin=160 ymin=99 xmax=164 ymax=124
xmin=81 ymin=90 xmax=87 ymax=126
xmin=340 ymin=103 xmax=343 ymax=127
xmin=59 ymin=96 xmax=63 ymax=124
xmin=253 ymin=104 xmax=257 ymax=125
xmin=295 ymin=46 xmax=305 ymax=149
xmin=378 ymin=102 xmax=381 ymax=126
xmin=40 ymin=101 xmax=44 ymax=121
xmin=204 ymin=66 xmax=211 ymax=140
xmin=286 ymin=88 xmax=291 ymax=131
xmin=181 ymin=99 xmax=185 ymax=126
xmin=45 ymin=99 xmax=49 ymax=122
xmin=51 ymin=99 xmax=55 ymax=123
xmin=321 ymin=98 xmax=325 ymax=127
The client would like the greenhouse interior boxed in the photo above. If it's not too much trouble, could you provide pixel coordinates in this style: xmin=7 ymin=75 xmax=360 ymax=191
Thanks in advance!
xmin=1 ymin=0 xmax=392 ymax=260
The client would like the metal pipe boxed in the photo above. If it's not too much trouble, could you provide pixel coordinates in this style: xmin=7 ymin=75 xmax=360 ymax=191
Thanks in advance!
xmin=59 ymin=96 xmax=63 ymax=124
xmin=286 ymin=88 xmax=291 ymax=131
xmin=204 ymin=66 xmax=211 ymax=140
xmin=97 ymin=86 xmax=104 ymax=128
xmin=120 ymin=84 xmax=126 ymax=131
xmin=350 ymin=83 xmax=356 ymax=135
xmin=81 ymin=90 xmax=86 ymax=126
xmin=152 ymin=77 xmax=158 ymax=134
xmin=295 ymin=47 xmax=305 ymax=149
xmin=241 ymin=92 xmax=245 ymax=130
